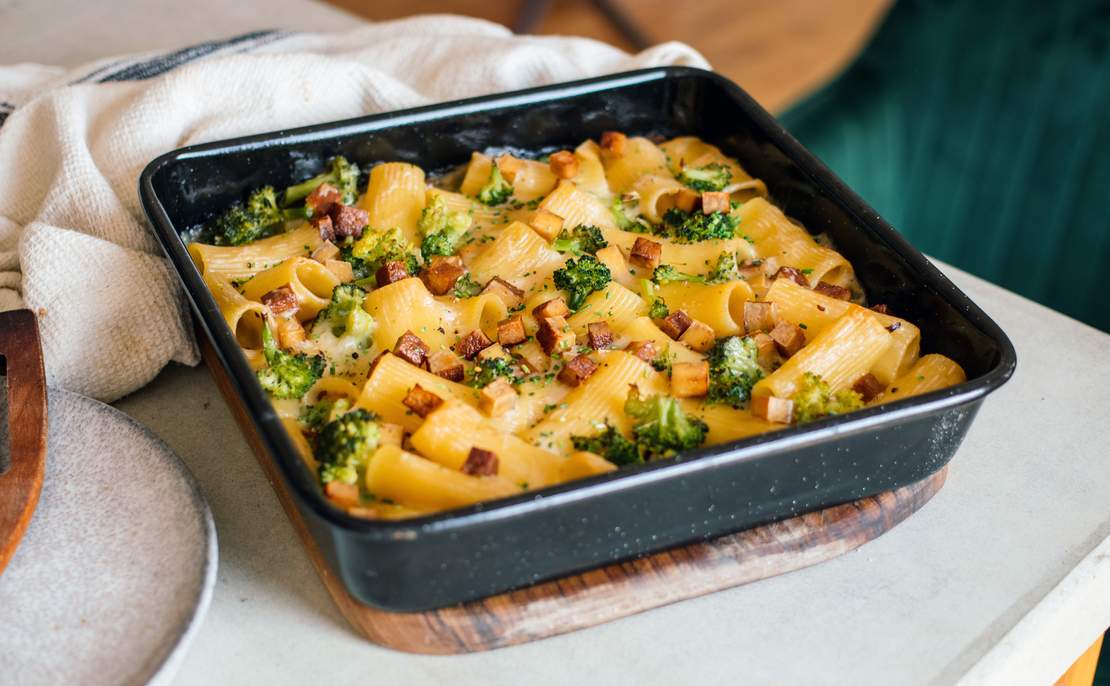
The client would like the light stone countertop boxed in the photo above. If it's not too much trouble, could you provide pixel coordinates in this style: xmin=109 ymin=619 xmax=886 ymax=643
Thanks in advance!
xmin=5 ymin=0 xmax=1110 ymax=683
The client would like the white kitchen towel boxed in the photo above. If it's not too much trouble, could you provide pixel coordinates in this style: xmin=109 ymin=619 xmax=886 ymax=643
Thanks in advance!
xmin=0 ymin=16 xmax=708 ymax=401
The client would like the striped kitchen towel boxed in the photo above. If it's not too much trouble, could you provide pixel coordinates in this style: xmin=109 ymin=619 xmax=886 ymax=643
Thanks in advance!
xmin=0 ymin=16 xmax=707 ymax=401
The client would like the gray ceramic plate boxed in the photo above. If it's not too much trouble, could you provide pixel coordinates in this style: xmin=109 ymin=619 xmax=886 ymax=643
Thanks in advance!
xmin=0 ymin=384 xmax=217 ymax=686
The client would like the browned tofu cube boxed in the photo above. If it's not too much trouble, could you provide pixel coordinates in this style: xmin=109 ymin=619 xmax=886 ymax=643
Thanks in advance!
xmin=770 ymin=321 xmax=807 ymax=358
xmin=497 ymin=315 xmax=527 ymax=347
xmin=402 ymin=384 xmax=444 ymax=418
xmin=548 ymin=150 xmax=579 ymax=179
xmin=421 ymin=255 xmax=466 ymax=295
xmin=870 ymin=303 xmax=892 ymax=315
xmin=625 ymin=340 xmax=659 ymax=364
xmin=743 ymin=300 xmax=778 ymax=334
xmin=378 ymin=422 xmax=405 ymax=447
xmin=393 ymin=330 xmax=430 ymax=368
xmin=481 ymin=276 xmax=525 ymax=309
xmin=275 ymin=316 xmax=306 ymax=351
xmin=310 ymin=240 xmax=340 ymax=263
xmin=629 ymin=237 xmax=663 ymax=270
xmin=311 ymin=214 xmax=335 ymax=242
xmin=658 ymin=309 xmax=693 ymax=340
xmin=454 ymin=329 xmax=493 ymax=360
xmin=814 ymin=281 xmax=852 ymax=301
xmin=599 ymin=130 xmax=627 ymax=156
xmin=477 ymin=343 xmax=510 ymax=363
xmin=496 ymin=154 xmax=525 ymax=179
xmin=851 ymin=373 xmax=885 ymax=402
xmin=751 ymin=395 xmax=794 ymax=424
xmin=330 ymin=204 xmax=369 ymax=240
xmin=306 ymin=182 xmax=341 ymax=216
xmin=674 ymin=188 xmax=699 ymax=213
xmin=375 ymin=259 xmax=410 ymax=287
xmin=536 ymin=316 xmax=575 ymax=355
xmin=557 ymin=354 xmax=599 ymax=387
xmin=586 ymin=321 xmax=614 ymax=350
xmin=532 ymin=297 xmax=570 ymax=320
xmin=324 ymin=481 xmax=360 ymax=509
xmin=324 ymin=258 xmax=354 ymax=283
xmin=462 ymin=447 xmax=500 ymax=476
xmin=261 ymin=286 xmax=299 ymax=316
xmin=528 ymin=208 xmax=565 ymax=241
xmin=751 ymin=332 xmax=778 ymax=368
xmin=671 ymin=361 xmax=709 ymax=398
xmin=700 ymin=191 xmax=731 ymax=215
xmin=678 ymin=319 xmax=716 ymax=352
xmin=479 ymin=378 xmax=517 ymax=417
xmin=774 ymin=266 xmax=811 ymax=288
xmin=427 ymin=349 xmax=465 ymax=381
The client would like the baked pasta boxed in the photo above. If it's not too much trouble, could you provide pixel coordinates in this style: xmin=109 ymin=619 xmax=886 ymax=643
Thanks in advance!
xmin=187 ymin=133 xmax=967 ymax=519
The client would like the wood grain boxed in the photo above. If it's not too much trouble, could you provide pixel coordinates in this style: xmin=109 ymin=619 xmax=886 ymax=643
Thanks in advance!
xmin=200 ymin=332 xmax=946 ymax=653
xmin=0 ymin=309 xmax=47 ymax=575
xmin=323 ymin=0 xmax=892 ymax=112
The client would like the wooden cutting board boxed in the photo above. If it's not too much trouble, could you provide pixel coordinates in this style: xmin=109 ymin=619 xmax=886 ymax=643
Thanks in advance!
xmin=200 ymin=336 xmax=946 ymax=654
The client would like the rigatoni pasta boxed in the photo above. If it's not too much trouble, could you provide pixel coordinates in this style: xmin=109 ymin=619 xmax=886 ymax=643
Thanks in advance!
xmin=187 ymin=132 xmax=967 ymax=519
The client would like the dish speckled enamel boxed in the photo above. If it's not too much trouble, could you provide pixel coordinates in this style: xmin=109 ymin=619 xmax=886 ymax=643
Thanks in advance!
xmin=0 ymin=385 xmax=216 ymax=686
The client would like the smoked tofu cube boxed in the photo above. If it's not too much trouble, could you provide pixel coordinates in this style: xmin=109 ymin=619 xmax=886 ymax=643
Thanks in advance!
xmin=427 ymin=350 xmax=465 ymax=381
xmin=751 ymin=395 xmax=794 ymax=424
xmin=421 ymin=255 xmax=466 ymax=295
xmin=751 ymin=332 xmax=778 ymax=368
xmin=773 ymin=266 xmax=810 ymax=288
xmin=393 ymin=330 xmax=430 ymax=368
xmin=477 ymin=343 xmax=510 ymax=363
xmin=481 ymin=276 xmax=525 ymax=309
xmin=528 ymin=209 xmax=565 ymax=241
xmin=275 ymin=316 xmax=306 ymax=351
xmin=671 ymin=361 xmax=709 ymax=398
xmin=557 ymin=354 xmax=599 ymax=387
xmin=742 ymin=300 xmax=778 ymax=334
xmin=402 ymin=385 xmax=443 ymax=418
xmin=599 ymin=131 xmax=627 ymax=156
xmin=462 ymin=447 xmax=500 ymax=476
xmin=629 ymin=237 xmax=663 ymax=270
xmin=625 ymin=340 xmax=658 ymax=364
xmin=455 ymin=329 xmax=494 ymax=360
xmin=496 ymin=315 xmax=527 ymax=347
xmin=310 ymin=240 xmax=340 ymax=263
xmin=261 ymin=286 xmax=299 ymax=317
xmin=815 ymin=281 xmax=852 ymax=301
xmin=548 ymin=150 xmax=579 ymax=179
xmin=376 ymin=259 xmax=410 ymax=287
xmin=658 ymin=309 xmax=693 ymax=340
xmin=678 ymin=319 xmax=716 ymax=353
xmin=532 ymin=297 xmax=570 ymax=320
xmin=536 ymin=316 xmax=575 ymax=355
xmin=700 ymin=191 xmax=730 ymax=215
xmin=770 ymin=321 xmax=807 ymax=358
xmin=851 ymin=373 xmax=884 ymax=402
xmin=479 ymin=378 xmax=516 ymax=417
xmin=586 ymin=321 xmax=614 ymax=350
xmin=324 ymin=481 xmax=360 ymax=509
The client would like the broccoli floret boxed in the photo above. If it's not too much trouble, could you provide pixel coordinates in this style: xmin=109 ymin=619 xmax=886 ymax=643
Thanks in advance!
xmin=553 ymin=255 xmax=611 ymax=310
xmin=211 ymin=186 xmax=288 ymax=246
xmin=624 ymin=387 xmax=708 ymax=460
xmin=610 ymin=195 xmax=655 ymax=234
xmin=312 ymin=284 xmax=375 ymax=346
xmin=552 ymin=224 xmax=609 ymax=256
xmin=419 ymin=194 xmax=473 ymax=260
xmin=571 ymin=423 xmax=642 ymax=466
xmin=255 ymin=324 xmax=325 ymax=400
xmin=662 ymin=207 xmax=738 ymax=243
xmin=470 ymin=357 xmax=520 ymax=388
xmin=792 ymin=372 xmax=864 ymax=424
xmin=283 ymin=155 xmax=360 ymax=206
xmin=639 ymin=279 xmax=669 ymax=319
xmin=706 ymin=336 xmax=764 ymax=408
xmin=677 ymin=162 xmax=732 ymax=192
xmin=453 ymin=273 xmax=483 ymax=299
xmin=300 ymin=397 xmax=352 ymax=433
xmin=652 ymin=264 xmax=706 ymax=284
xmin=476 ymin=165 xmax=513 ymax=205
xmin=316 ymin=409 xmax=380 ymax=485
xmin=707 ymin=251 xmax=740 ymax=283
xmin=349 ymin=227 xmax=420 ymax=280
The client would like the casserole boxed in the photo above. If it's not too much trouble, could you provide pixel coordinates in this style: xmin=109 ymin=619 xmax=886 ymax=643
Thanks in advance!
xmin=140 ymin=67 xmax=1015 ymax=611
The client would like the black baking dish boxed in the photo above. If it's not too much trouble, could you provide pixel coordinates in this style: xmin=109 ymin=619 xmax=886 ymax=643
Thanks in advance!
xmin=140 ymin=67 xmax=1016 ymax=612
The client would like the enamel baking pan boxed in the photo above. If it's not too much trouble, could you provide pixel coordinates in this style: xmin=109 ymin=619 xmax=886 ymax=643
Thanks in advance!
xmin=140 ymin=67 xmax=1016 ymax=611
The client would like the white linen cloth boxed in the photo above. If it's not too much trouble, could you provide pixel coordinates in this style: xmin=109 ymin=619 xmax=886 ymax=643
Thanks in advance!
xmin=0 ymin=16 xmax=708 ymax=401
